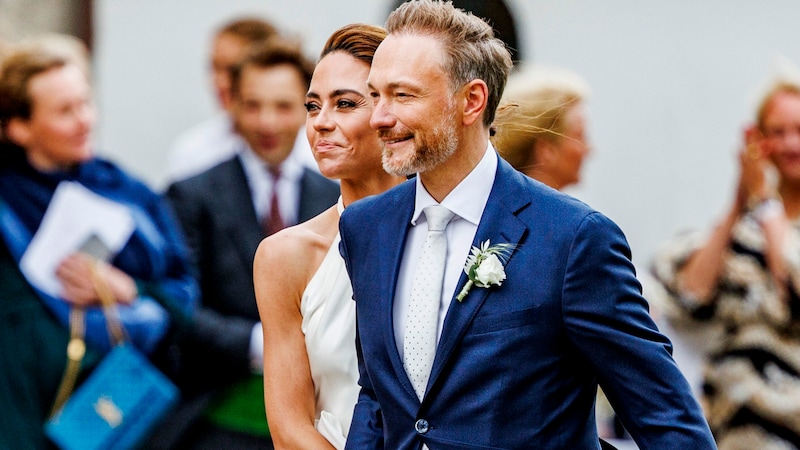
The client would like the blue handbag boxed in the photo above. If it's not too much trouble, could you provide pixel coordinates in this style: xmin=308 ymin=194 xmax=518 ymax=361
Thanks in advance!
xmin=45 ymin=263 xmax=179 ymax=450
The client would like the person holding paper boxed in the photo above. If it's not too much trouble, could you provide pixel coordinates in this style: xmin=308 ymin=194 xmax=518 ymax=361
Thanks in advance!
xmin=0 ymin=39 xmax=197 ymax=448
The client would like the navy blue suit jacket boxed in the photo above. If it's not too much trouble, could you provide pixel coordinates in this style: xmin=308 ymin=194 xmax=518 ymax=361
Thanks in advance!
xmin=339 ymin=155 xmax=715 ymax=449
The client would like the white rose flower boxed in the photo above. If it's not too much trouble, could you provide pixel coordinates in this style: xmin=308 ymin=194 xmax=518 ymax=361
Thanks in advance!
xmin=455 ymin=240 xmax=516 ymax=302
xmin=474 ymin=254 xmax=506 ymax=287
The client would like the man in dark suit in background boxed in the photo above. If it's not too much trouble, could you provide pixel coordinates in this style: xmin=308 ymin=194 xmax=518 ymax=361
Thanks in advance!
xmin=339 ymin=1 xmax=716 ymax=449
xmin=160 ymin=38 xmax=339 ymax=448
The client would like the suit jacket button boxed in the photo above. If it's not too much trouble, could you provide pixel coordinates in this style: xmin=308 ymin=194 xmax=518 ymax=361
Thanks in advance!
xmin=415 ymin=419 xmax=429 ymax=434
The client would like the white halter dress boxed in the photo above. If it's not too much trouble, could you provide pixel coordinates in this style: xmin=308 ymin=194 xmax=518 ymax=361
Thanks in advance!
xmin=300 ymin=199 xmax=359 ymax=449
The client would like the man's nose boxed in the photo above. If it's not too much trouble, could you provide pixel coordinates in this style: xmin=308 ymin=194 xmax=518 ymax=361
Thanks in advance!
xmin=370 ymin=98 xmax=395 ymax=130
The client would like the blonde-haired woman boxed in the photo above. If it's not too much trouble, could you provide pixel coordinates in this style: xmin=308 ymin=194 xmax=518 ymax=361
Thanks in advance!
xmin=0 ymin=40 xmax=196 ymax=448
xmin=652 ymin=62 xmax=800 ymax=449
xmin=492 ymin=65 xmax=591 ymax=191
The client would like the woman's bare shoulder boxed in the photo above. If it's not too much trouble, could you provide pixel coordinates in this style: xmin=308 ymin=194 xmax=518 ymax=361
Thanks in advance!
xmin=255 ymin=206 xmax=339 ymax=283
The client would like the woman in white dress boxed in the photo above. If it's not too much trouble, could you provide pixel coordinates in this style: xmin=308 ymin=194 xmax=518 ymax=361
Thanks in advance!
xmin=253 ymin=24 xmax=404 ymax=449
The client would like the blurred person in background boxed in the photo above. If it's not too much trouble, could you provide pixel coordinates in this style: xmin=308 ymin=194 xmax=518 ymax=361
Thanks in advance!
xmin=651 ymin=62 xmax=800 ymax=449
xmin=0 ymin=38 xmax=196 ymax=449
xmin=166 ymin=17 xmax=277 ymax=182
xmin=255 ymin=23 xmax=404 ymax=450
xmin=159 ymin=37 xmax=339 ymax=449
xmin=492 ymin=64 xmax=591 ymax=191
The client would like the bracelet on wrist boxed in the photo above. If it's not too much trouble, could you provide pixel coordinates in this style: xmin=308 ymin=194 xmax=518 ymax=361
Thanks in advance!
xmin=749 ymin=197 xmax=783 ymax=223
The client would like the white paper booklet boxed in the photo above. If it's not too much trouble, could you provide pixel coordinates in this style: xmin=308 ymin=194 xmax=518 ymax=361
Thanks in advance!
xmin=20 ymin=181 xmax=135 ymax=298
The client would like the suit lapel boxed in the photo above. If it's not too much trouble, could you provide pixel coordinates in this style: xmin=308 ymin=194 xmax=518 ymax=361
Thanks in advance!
xmin=214 ymin=159 xmax=263 ymax=266
xmin=426 ymin=160 xmax=530 ymax=396
xmin=373 ymin=182 xmax=421 ymax=399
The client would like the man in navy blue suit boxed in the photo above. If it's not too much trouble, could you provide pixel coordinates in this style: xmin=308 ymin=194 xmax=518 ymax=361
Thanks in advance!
xmin=338 ymin=1 xmax=717 ymax=448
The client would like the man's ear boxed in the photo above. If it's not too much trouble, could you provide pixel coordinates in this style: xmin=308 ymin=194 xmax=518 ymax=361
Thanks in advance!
xmin=5 ymin=118 xmax=32 ymax=147
xmin=460 ymin=79 xmax=488 ymax=127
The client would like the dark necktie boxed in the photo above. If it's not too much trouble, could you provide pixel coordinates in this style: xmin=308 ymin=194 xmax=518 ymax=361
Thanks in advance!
xmin=263 ymin=166 xmax=284 ymax=236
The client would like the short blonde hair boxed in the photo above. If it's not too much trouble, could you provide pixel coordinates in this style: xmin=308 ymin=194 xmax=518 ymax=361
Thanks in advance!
xmin=753 ymin=58 xmax=800 ymax=132
xmin=492 ymin=65 xmax=589 ymax=170
xmin=0 ymin=45 xmax=69 ymax=128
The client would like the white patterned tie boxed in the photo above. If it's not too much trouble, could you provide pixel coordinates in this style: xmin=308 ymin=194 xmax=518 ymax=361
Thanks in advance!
xmin=404 ymin=205 xmax=454 ymax=401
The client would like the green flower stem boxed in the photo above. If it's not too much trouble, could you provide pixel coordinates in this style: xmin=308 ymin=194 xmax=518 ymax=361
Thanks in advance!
xmin=456 ymin=280 xmax=474 ymax=302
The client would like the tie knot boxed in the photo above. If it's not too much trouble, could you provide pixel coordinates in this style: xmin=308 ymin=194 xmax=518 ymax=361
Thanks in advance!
xmin=423 ymin=205 xmax=454 ymax=232
xmin=267 ymin=166 xmax=281 ymax=180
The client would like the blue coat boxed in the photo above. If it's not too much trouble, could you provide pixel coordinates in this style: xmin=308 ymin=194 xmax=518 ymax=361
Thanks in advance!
xmin=0 ymin=154 xmax=197 ymax=354
xmin=339 ymin=155 xmax=716 ymax=449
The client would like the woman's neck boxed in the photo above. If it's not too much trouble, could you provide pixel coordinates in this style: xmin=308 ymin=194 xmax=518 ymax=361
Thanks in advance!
xmin=26 ymin=152 xmax=81 ymax=174
xmin=340 ymin=175 xmax=405 ymax=208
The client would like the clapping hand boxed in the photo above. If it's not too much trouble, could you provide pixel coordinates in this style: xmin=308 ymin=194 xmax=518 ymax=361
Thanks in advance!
xmin=736 ymin=125 xmax=778 ymax=214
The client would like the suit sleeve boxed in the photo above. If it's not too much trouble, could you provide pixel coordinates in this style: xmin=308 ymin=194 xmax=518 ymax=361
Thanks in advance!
xmin=339 ymin=222 xmax=384 ymax=449
xmin=561 ymin=212 xmax=716 ymax=449
xmin=345 ymin=324 xmax=385 ymax=449
xmin=164 ymin=183 xmax=254 ymax=372
xmin=134 ymin=186 xmax=198 ymax=324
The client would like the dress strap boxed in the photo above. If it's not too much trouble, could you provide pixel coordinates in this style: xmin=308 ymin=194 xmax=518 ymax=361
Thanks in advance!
xmin=336 ymin=196 xmax=344 ymax=216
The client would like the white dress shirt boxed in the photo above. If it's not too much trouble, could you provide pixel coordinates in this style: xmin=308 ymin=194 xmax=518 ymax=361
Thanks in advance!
xmin=238 ymin=141 xmax=307 ymax=228
xmin=239 ymin=137 xmax=314 ymax=372
xmin=393 ymin=143 xmax=498 ymax=359
xmin=167 ymin=115 xmax=320 ymax=183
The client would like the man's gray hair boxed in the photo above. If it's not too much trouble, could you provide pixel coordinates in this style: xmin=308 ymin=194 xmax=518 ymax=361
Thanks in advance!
xmin=386 ymin=0 xmax=513 ymax=127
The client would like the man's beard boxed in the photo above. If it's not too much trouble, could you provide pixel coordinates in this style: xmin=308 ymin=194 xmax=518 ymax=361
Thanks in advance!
xmin=381 ymin=104 xmax=458 ymax=177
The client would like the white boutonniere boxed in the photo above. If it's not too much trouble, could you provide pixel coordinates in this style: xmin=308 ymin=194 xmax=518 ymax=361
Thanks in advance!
xmin=456 ymin=240 xmax=516 ymax=302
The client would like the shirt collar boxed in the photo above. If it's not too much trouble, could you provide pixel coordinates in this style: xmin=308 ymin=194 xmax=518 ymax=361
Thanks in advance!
xmin=238 ymin=134 xmax=305 ymax=183
xmin=411 ymin=141 xmax=498 ymax=226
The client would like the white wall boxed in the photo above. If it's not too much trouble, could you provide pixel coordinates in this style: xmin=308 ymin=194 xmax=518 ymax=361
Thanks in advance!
xmin=94 ymin=0 xmax=800 ymax=269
